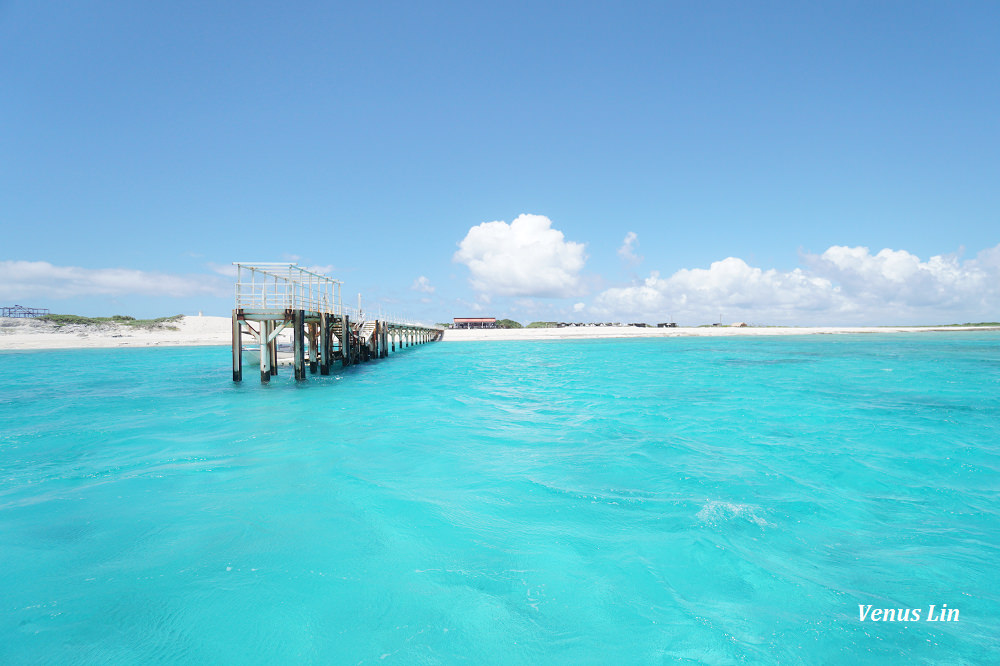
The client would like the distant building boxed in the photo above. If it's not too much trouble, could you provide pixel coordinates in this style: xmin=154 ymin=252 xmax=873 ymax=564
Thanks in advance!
xmin=453 ymin=317 xmax=497 ymax=329
xmin=2 ymin=305 xmax=49 ymax=318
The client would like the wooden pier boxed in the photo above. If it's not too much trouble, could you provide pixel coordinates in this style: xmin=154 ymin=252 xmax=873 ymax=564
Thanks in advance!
xmin=231 ymin=263 xmax=442 ymax=383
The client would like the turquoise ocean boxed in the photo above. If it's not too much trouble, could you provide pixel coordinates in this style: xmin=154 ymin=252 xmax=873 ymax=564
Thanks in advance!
xmin=1 ymin=333 xmax=998 ymax=664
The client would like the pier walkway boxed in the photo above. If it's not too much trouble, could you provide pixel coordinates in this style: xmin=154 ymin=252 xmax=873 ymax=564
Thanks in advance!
xmin=231 ymin=263 xmax=442 ymax=383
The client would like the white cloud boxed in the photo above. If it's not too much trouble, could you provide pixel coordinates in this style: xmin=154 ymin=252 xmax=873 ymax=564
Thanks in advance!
xmin=300 ymin=264 xmax=335 ymax=276
xmin=589 ymin=244 xmax=1000 ymax=325
xmin=411 ymin=276 xmax=435 ymax=293
xmin=617 ymin=231 xmax=642 ymax=265
xmin=803 ymin=246 xmax=990 ymax=310
xmin=0 ymin=261 xmax=232 ymax=300
xmin=207 ymin=262 xmax=237 ymax=277
xmin=573 ymin=302 xmax=585 ymax=312
xmin=453 ymin=214 xmax=587 ymax=298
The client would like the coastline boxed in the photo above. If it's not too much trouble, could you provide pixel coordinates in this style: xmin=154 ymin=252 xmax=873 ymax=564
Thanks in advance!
xmin=441 ymin=324 xmax=1000 ymax=341
xmin=2 ymin=315 xmax=997 ymax=350
xmin=0 ymin=315 xmax=235 ymax=350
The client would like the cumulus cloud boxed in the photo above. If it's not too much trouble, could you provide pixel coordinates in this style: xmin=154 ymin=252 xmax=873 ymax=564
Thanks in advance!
xmin=589 ymin=244 xmax=1000 ymax=325
xmin=617 ymin=231 xmax=642 ymax=265
xmin=0 ymin=261 xmax=232 ymax=300
xmin=411 ymin=276 xmax=435 ymax=293
xmin=803 ymin=246 xmax=990 ymax=311
xmin=453 ymin=214 xmax=587 ymax=298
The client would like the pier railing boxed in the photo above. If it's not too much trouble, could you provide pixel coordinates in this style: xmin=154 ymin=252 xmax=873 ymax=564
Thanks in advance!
xmin=234 ymin=263 xmax=342 ymax=314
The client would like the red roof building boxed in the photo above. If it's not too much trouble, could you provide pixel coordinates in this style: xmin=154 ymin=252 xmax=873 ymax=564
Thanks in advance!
xmin=453 ymin=317 xmax=497 ymax=329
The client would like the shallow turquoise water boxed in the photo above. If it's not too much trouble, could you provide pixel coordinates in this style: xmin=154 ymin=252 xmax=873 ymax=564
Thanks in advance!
xmin=1 ymin=333 xmax=998 ymax=664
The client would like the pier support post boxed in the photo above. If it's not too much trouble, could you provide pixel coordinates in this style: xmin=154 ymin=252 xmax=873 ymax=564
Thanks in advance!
xmin=320 ymin=313 xmax=330 ymax=375
xmin=342 ymin=315 xmax=351 ymax=367
xmin=308 ymin=322 xmax=318 ymax=374
xmin=232 ymin=311 xmax=242 ymax=382
xmin=269 ymin=320 xmax=278 ymax=376
xmin=260 ymin=320 xmax=271 ymax=384
xmin=294 ymin=309 xmax=306 ymax=380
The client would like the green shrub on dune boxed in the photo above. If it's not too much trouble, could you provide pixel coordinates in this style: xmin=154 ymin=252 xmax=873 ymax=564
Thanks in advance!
xmin=39 ymin=314 xmax=184 ymax=330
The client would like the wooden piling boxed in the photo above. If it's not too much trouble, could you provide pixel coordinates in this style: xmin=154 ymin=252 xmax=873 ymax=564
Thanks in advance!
xmin=342 ymin=315 xmax=351 ymax=367
xmin=269 ymin=320 xmax=278 ymax=376
xmin=232 ymin=311 xmax=242 ymax=382
xmin=294 ymin=309 xmax=306 ymax=380
xmin=320 ymin=313 xmax=330 ymax=375
xmin=308 ymin=322 xmax=318 ymax=374
xmin=260 ymin=320 xmax=271 ymax=384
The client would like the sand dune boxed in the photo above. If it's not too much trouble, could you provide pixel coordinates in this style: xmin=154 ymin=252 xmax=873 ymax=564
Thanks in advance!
xmin=0 ymin=315 xmax=234 ymax=350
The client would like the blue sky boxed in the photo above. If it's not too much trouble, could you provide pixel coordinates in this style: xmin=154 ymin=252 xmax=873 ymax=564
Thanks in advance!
xmin=3 ymin=1 xmax=998 ymax=324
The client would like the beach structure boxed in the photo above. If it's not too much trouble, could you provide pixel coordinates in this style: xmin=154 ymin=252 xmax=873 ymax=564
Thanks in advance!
xmin=453 ymin=317 xmax=496 ymax=329
xmin=231 ymin=263 xmax=442 ymax=383
xmin=2 ymin=305 xmax=49 ymax=318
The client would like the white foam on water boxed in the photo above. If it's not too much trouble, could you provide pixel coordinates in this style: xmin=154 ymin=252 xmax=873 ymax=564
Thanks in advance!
xmin=697 ymin=500 xmax=771 ymax=527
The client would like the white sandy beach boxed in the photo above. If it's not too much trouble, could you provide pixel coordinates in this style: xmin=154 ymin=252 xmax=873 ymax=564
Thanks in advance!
xmin=442 ymin=325 xmax=1000 ymax=341
xmin=0 ymin=315 xmax=236 ymax=350
xmin=1 ymin=315 xmax=997 ymax=350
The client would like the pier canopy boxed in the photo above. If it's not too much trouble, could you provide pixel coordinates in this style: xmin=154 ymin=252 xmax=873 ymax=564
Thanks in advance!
xmin=234 ymin=262 xmax=343 ymax=315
